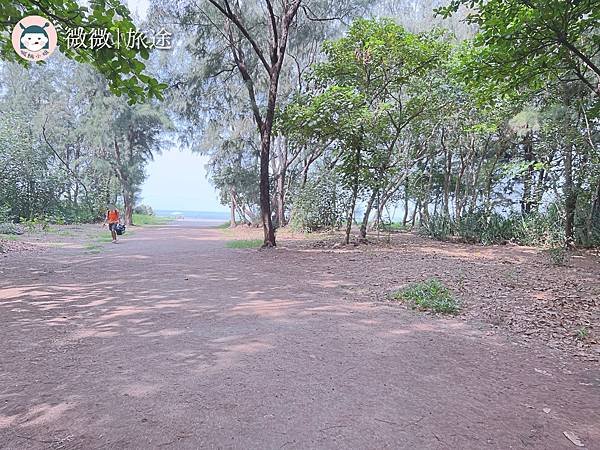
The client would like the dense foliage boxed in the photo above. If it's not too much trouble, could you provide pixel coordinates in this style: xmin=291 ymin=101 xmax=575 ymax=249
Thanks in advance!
xmin=1 ymin=0 xmax=599 ymax=248
xmin=0 ymin=58 xmax=170 ymax=225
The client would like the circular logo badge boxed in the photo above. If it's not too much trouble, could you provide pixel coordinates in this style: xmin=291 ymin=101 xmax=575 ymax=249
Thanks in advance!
xmin=12 ymin=16 xmax=58 ymax=61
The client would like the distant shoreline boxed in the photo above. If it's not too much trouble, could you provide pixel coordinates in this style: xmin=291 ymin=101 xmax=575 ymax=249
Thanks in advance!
xmin=155 ymin=210 xmax=229 ymax=221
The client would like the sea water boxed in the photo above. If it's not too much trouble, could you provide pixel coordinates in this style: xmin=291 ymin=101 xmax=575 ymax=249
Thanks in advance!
xmin=155 ymin=210 xmax=230 ymax=227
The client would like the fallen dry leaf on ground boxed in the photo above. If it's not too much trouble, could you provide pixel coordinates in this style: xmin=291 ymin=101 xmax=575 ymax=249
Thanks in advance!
xmin=563 ymin=431 xmax=584 ymax=447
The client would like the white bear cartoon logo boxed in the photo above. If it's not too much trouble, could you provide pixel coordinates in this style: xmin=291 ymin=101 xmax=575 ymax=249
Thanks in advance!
xmin=12 ymin=16 xmax=57 ymax=61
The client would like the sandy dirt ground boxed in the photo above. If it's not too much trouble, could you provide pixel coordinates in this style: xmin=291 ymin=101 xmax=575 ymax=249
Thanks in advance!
xmin=1 ymin=222 xmax=599 ymax=449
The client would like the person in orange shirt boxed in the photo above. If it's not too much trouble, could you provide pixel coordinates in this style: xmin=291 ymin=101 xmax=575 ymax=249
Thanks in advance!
xmin=104 ymin=206 xmax=120 ymax=243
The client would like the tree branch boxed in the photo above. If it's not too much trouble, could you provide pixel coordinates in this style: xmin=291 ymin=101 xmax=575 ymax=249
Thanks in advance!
xmin=206 ymin=0 xmax=271 ymax=73
xmin=42 ymin=116 xmax=92 ymax=207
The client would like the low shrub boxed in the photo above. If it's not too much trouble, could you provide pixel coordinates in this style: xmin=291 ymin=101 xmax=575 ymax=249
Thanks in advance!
xmin=0 ymin=205 xmax=11 ymax=223
xmin=419 ymin=214 xmax=453 ymax=241
xmin=455 ymin=210 xmax=516 ymax=245
xmin=391 ymin=279 xmax=460 ymax=314
xmin=290 ymin=175 xmax=349 ymax=232
xmin=134 ymin=204 xmax=155 ymax=216
xmin=45 ymin=206 xmax=101 ymax=224
xmin=422 ymin=205 xmax=569 ymax=248
xmin=0 ymin=223 xmax=24 ymax=235
xmin=514 ymin=206 xmax=565 ymax=248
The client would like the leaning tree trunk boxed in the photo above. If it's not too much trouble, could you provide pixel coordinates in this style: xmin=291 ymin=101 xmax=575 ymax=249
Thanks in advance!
xmin=411 ymin=199 xmax=420 ymax=227
xmin=359 ymin=190 xmax=378 ymax=240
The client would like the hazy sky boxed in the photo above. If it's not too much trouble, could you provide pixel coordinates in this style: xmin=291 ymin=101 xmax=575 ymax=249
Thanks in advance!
xmin=127 ymin=0 xmax=226 ymax=212
xmin=141 ymin=150 xmax=227 ymax=212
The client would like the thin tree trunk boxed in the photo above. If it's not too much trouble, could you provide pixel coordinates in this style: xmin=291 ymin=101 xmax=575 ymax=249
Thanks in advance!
xmin=359 ymin=190 xmax=377 ymax=240
xmin=586 ymin=177 xmax=600 ymax=244
xmin=441 ymin=128 xmax=452 ymax=218
xmin=423 ymin=153 xmax=434 ymax=223
xmin=485 ymin=150 xmax=501 ymax=212
xmin=454 ymin=152 xmax=467 ymax=222
xmin=345 ymin=186 xmax=358 ymax=245
xmin=410 ymin=199 xmax=420 ymax=227
xmin=402 ymin=178 xmax=409 ymax=226
xmin=345 ymin=147 xmax=361 ymax=245
xmin=564 ymin=144 xmax=577 ymax=245
xmin=522 ymin=131 xmax=534 ymax=215
xmin=229 ymin=186 xmax=237 ymax=228
xmin=276 ymin=141 xmax=288 ymax=227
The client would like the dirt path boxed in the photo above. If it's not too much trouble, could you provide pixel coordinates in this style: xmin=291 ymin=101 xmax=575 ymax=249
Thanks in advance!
xmin=1 ymin=223 xmax=599 ymax=449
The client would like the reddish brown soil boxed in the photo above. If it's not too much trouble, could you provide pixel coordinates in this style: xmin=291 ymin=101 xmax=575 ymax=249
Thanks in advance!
xmin=1 ymin=223 xmax=599 ymax=449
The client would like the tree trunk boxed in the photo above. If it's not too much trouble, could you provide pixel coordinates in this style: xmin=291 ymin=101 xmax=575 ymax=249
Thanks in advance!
xmin=485 ymin=151 xmax=501 ymax=213
xmin=345 ymin=147 xmax=361 ymax=245
xmin=345 ymin=186 xmax=358 ymax=245
xmin=586 ymin=177 xmax=600 ymax=244
xmin=73 ymin=144 xmax=81 ymax=206
xmin=123 ymin=188 xmax=134 ymax=226
xmin=300 ymin=158 xmax=310 ymax=189
xmin=411 ymin=199 xmax=420 ymax=227
xmin=521 ymin=131 xmax=534 ymax=215
xmin=276 ymin=155 xmax=287 ymax=228
xmin=402 ymin=178 xmax=409 ymax=226
xmin=423 ymin=153 xmax=434 ymax=223
xmin=73 ymin=183 xmax=79 ymax=208
xmin=454 ymin=153 xmax=466 ymax=223
xmin=217 ymin=0 xmax=302 ymax=246
xmin=359 ymin=190 xmax=377 ymax=240
xmin=259 ymin=131 xmax=276 ymax=245
xmin=230 ymin=201 xmax=236 ymax=228
xmin=442 ymin=128 xmax=452 ymax=218
xmin=564 ymin=145 xmax=577 ymax=245
xmin=229 ymin=187 xmax=237 ymax=228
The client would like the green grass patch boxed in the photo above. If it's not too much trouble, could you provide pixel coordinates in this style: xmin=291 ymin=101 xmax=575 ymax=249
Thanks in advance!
xmin=216 ymin=221 xmax=233 ymax=229
xmin=226 ymin=239 xmax=262 ymax=249
xmin=82 ymin=230 xmax=115 ymax=253
xmin=132 ymin=214 xmax=171 ymax=226
xmin=0 ymin=234 xmax=18 ymax=241
xmin=391 ymin=279 xmax=460 ymax=314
